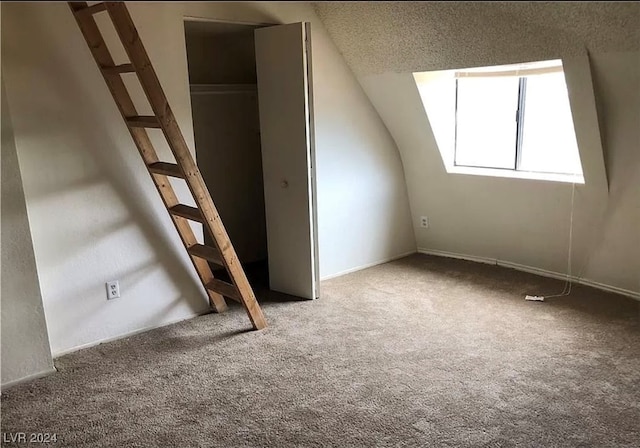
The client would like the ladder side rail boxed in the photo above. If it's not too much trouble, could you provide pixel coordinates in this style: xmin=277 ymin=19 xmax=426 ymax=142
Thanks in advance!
xmin=68 ymin=2 xmax=228 ymax=312
xmin=104 ymin=2 xmax=266 ymax=329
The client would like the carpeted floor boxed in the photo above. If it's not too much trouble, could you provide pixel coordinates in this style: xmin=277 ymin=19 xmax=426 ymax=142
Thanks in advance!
xmin=2 ymin=254 xmax=639 ymax=447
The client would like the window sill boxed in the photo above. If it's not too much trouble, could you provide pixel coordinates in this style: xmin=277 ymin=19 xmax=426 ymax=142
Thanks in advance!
xmin=446 ymin=165 xmax=585 ymax=184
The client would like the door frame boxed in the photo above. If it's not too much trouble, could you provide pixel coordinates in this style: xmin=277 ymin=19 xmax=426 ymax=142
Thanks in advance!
xmin=183 ymin=16 xmax=275 ymax=27
xmin=303 ymin=22 xmax=321 ymax=297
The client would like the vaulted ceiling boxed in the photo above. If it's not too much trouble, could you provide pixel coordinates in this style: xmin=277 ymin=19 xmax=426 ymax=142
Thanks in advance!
xmin=313 ymin=2 xmax=640 ymax=75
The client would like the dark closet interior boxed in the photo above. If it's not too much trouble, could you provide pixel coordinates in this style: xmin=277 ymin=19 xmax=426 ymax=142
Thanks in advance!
xmin=184 ymin=20 xmax=269 ymax=290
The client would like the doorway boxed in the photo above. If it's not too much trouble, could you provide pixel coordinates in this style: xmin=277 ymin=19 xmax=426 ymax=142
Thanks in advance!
xmin=183 ymin=18 xmax=320 ymax=300
xmin=184 ymin=20 xmax=268 ymax=293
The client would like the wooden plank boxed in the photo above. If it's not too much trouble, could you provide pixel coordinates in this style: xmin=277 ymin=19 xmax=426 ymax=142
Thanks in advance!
xmin=73 ymin=2 xmax=106 ymax=17
xmin=67 ymin=2 xmax=227 ymax=313
xmin=206 ymin=279 xmax=241 ymax=302
xmin=126 ymin=116 xmax=161 ymax=128
xmin=101 ymin=63 xmax=136 ymax=75
xmin=169 ymin=204 xmax=203 ymax=223
xmin=148 ymin=162 xmax=183 ymax=178
xmin=188 ymin=244 xmax=224 ymax=266
xmin=105 ymin=2 xmax=266 ymax=330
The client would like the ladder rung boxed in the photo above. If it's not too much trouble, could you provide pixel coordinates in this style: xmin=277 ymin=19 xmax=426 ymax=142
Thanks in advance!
xmin=75 ymin=3 xmax=107 ymax=17
xmin=206 ymin=279 xmax=241 ymax=301
xmin=126 ymin=116 xmax=161 ymax=128
xmin=188 ymin=244 xmax=223 ymax=266
xmin=169 ymin=204 xmax=203 ymax=223
xmin=148 ymin=162 xmax=183 ymax=178
xmin=101 ymin=63 xmax=136 ymax=75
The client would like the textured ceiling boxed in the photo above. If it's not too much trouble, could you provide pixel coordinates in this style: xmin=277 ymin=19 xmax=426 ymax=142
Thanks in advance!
xmin=313 ymin=2 xmax=640 ymax=75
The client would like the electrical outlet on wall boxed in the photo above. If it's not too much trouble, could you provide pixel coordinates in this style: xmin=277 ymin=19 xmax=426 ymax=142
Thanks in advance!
xmin=420 ymin=216 xmax=429 ymax=228
xmin=106 ymin=281 xmax=120 ymax=300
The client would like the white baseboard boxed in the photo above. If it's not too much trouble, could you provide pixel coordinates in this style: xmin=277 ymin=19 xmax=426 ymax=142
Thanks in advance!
xmin=1 ymin=367 xmax=57 ymax=391
xmin=418 ymin=248 xmax=640 ymax=301
xmin=2 ymin=309 xmax=213 ymax=387
xmin=417 ymin=248 xmax=495 ymax=265
xmin=497 ymin=259 xmax=579 ymax=282
xmin=53 ymin=308 xmax=211 ymax=358
xmin=320 ymin=249 xmax=418 ymax=281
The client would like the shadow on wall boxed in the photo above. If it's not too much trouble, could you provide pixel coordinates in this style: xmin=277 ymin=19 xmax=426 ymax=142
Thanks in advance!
xmin=2 ymin=5 xmax=209 ymax=331
xmin=582 ymin=53 xmax=640 ymax=278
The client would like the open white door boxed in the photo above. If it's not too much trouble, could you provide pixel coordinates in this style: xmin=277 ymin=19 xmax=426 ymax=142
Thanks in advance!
xmin=255 ymin=22 xmax=319 ymax=300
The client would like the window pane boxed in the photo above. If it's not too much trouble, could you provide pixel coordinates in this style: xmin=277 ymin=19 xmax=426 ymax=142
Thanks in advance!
xmin=455 ymin=77 xmax=519 ymax=169
xmin=520 ymin=72 xmax=583 ymax=175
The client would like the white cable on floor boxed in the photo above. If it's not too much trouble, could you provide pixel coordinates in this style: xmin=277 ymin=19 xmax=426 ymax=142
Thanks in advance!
xmin=526 ymin=181 xmax=577 ymax=301
xmin=544 ymin=181 xmax=577 ymax=299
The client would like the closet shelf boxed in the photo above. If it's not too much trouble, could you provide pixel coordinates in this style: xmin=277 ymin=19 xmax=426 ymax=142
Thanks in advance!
xmin=189 ymin=84 xmax=257 ymax=95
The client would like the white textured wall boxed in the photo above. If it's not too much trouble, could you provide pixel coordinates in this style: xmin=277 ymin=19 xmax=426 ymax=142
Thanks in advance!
xmin=315 ymin=2 xmax=640 ymax=296
xmin=586 ymin=52 xmax=640 ymax=294
xmin=1 ymin=1 xmax=414 ymax=361
xmin=2 ymin=2 xmax=211 ymax=357
xmin=1 ymin=78 xmax=55 ymax=387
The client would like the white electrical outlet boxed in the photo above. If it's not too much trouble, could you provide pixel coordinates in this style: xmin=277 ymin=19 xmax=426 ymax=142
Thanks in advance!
xmin=106 ymin=281 xmax=120 ymax=300
xmin=420 ymin=216 xmax=429 ymax=228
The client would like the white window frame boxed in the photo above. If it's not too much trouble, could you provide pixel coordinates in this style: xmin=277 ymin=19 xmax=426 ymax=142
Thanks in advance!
xmin=413 ymin=58 xmax=609 ymax=186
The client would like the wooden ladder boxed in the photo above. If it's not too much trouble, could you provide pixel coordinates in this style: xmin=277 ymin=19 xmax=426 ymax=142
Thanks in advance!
xmin=69 ymin=1 xmax=267 ymax=330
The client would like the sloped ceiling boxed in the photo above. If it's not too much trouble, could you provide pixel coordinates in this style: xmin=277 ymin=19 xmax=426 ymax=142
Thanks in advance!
xmin=312 ymin=1 xmax=640 ymax=294
xmin=313 ymin=1 xmax=640 ymax=75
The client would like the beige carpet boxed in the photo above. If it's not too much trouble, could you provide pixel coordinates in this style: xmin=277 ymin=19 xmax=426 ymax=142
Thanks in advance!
xmin=2 ymin=254 xmax=639 ymax=447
